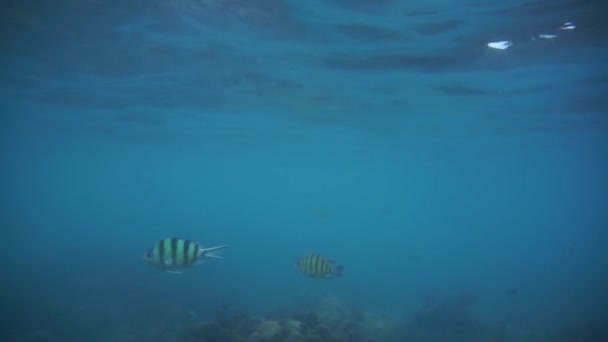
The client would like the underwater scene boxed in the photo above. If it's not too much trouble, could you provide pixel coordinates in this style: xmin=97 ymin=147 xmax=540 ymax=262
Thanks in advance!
xmin=1 ymin=1 xmax=607 ymax=341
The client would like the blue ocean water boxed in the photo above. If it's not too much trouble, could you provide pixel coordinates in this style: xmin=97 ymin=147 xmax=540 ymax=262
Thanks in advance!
xmin=1 ymin=1 xmax=607 ymax=341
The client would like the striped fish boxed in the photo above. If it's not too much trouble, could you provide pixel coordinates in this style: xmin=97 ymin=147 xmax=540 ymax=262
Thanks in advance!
xmin=296 ymin=253 xmax=344 ymax=278
xmin=144 ymin=237 xmax=227 ymax=273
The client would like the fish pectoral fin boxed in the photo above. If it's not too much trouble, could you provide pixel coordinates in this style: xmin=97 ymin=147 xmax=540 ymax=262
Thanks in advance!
xmin=166 ymin=270 xmax=182 ymax=274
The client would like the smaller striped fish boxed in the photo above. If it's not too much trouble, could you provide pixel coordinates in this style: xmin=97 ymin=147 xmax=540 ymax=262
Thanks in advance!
xmin=296 ymin=253 xmax=344 ymax=278
xmin=144 ymin=237 xmax=227 ymax=273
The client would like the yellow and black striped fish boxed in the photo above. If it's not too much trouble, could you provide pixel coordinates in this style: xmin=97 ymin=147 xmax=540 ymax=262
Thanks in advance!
xmin=144 ymin=237 xmax=227 ymax=273
xmin=296 ymin=253 xmax=344 ymax=278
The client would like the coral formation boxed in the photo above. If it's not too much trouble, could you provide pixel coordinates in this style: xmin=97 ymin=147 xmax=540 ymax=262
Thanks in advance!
xmin=181 ymin=295 xmax=396 ymax=341
xmin=181 ymin=293 xmax=606 ymax=342
xmin=250 ymin=320 xmax=281 ymax=341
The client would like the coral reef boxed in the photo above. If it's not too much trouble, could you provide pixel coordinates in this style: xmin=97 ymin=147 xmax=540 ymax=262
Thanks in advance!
xmin=181 ymin=293 xmax=606 ymax=342
xmin=181 ymin=295 xmax=396 ymax=341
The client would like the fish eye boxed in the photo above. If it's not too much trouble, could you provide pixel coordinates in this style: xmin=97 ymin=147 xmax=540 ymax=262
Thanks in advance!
xmin=146 ymin=250 xmax=153 ymax=259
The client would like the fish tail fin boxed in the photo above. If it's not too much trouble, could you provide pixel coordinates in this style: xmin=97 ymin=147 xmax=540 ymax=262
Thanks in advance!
xmin=201 ymin=245 xmax=228 ymax=261
xmin=334 ymin=264 xmax=344 ymax=277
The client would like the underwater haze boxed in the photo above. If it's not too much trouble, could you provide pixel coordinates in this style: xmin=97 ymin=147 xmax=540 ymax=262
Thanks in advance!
xmin=1 ymin=1 xmax=607 ymax=341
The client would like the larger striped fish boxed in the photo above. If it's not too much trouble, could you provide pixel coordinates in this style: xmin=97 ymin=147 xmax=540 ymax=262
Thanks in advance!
xmin=144 ymin=237 xmax=227 ymax=273
xmin=296 ymin=253 xmax=344 ymax=278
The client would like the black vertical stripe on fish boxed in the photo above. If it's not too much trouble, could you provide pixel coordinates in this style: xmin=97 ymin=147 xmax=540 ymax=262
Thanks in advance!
xmin=320 ymin=257 xmax=325 ymax=275
xmin=306 ymin=254 xmax=311 ymax=274
xmin=307 ymin=254 xmax=313 ymax=274
xmin=307 ymin=254 xmax=314 ymax=274
xmin=159 ymin=239 xmax=165 ymax=264
xmin=313 ymin=254 xmax=320 ymax=275
xmin=190 ymin=240 xmax=197 ymax=264
xmin=181 ymin=239 xmax=188 ymax=265
xmin=171 ymin=237 xmax=178 ymax=264
xmin=188 ymin=242 xmax=196 ymax=264
xmin=183 ymin=239 xmax=191 ymax=265
xmin=318 ymin=255 xmax=325 ymax=275
xmin=189 ymin=242 xmax=198 ymax=263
